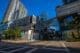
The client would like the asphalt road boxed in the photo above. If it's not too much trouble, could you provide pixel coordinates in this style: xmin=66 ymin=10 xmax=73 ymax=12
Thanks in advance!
xmin=0 ymin=41 xmax=69 ymax=53
xmin=0 ymin=45 xmax=68 ymax=53
xmin=0 ymin=41 xmax=80 ymax=53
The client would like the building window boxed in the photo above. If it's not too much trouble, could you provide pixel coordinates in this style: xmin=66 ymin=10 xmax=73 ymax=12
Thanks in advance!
xmin=30 ymin=17 xmax=32 ymax=23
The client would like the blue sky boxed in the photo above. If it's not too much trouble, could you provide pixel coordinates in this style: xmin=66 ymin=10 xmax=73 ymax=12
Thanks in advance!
xmin=0 ymin=0 xmax=62 ymax=21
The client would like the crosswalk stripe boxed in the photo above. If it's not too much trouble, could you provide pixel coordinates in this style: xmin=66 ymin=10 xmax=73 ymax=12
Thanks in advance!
xmin=0 ymin=46 xmax=22 ymax=51
xmin=0 ymin=51 xmax=6 ymax=53
xmin=42 ymin=48 xmax=68 ymax=51
xmin=0 ymin=47 xmax=16 ymax=50
xmin=60 ymin=42 xmax=70 ymax=53
xmin=8 ymin=46 xmax=29 ymax=53
xmin=26 ymin=48 xmax=38 ymax=53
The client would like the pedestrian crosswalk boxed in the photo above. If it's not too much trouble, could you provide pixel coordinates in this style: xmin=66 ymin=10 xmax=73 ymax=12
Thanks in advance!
xmin=0 ymin=45 xmax=68 ymax=53
xmin=0 ymin=41 xmax=70 ymax=53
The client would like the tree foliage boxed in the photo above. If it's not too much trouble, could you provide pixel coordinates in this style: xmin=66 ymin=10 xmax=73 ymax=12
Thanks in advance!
xmin=3 ymin=27 xmax=21 ymax=40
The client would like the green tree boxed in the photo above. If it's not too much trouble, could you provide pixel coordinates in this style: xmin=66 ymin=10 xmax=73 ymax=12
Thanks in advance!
xmin=14 ymin=27 xmax=22 ymax=39
xmin=3 ymin=28 xmax=15 ymax=39
xmin=3 ymin=27 xmax=21 ymax=40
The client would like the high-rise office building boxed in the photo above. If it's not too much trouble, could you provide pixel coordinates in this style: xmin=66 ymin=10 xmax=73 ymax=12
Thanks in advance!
xmin=3 ymin=0 xmax=27 ymax=23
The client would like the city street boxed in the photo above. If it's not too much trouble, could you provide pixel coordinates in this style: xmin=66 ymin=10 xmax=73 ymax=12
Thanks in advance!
xmin=0 ymin=41 xmax=70 ymax=53
xmin=0 ymin=0 xmax=80 ymax=53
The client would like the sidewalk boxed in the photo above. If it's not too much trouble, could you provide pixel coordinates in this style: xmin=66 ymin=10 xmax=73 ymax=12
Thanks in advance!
xmin=1 ymin=40 xmax=80 ymax=48
xmin=2 ymin=40 xmax=28 ymax=43
xmin=64 ymin=42 xmax=80 ymax=48
xmin=64 ymin=42 xmax=80 ymax=53
xmin=1 ymin=40 xmax=40 ymax=44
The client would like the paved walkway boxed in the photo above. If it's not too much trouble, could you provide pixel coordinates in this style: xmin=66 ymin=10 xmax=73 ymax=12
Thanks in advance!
xmin=64 ymin=42 xmax=80 ymax=53
xmin=1 ymin=40 xmax=28 ymax=43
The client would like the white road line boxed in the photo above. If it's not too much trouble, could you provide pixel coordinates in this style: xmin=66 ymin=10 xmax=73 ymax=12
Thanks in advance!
xmin=8 ymin=46 xmax=29 ymax=53
xmin=42 ymin=48 xmax=67 ymax=51
xmin=60 ymin=42 xmax=70 ymax=53
xmin=0 ymin=51 xmax=6 ymax=53
xmin=0 ymin=46 xmax=21 ymax=51
xmin=0 ymin=47 xmax=15 ymax=50
xmin=26 ymin=48 xmax=38 ymax=53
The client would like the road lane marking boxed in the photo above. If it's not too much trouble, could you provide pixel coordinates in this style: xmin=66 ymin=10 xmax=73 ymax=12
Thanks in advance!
xmin=8 ymin=46 xmax=29 ymax=53
xmin=0 ymin=47 xmax=16 ymax=50
xmin=42 ymin=48 xmax=68 ymax=51
xmin=0 ymin=51 xmax=7 ymax=53
xmin=26 ymin=48 xmax=38 ymax=53
xmin=60 ymin=42 xmax=70 ymax=53
xmin=0 ymin=46 xmax=22 ymax=51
